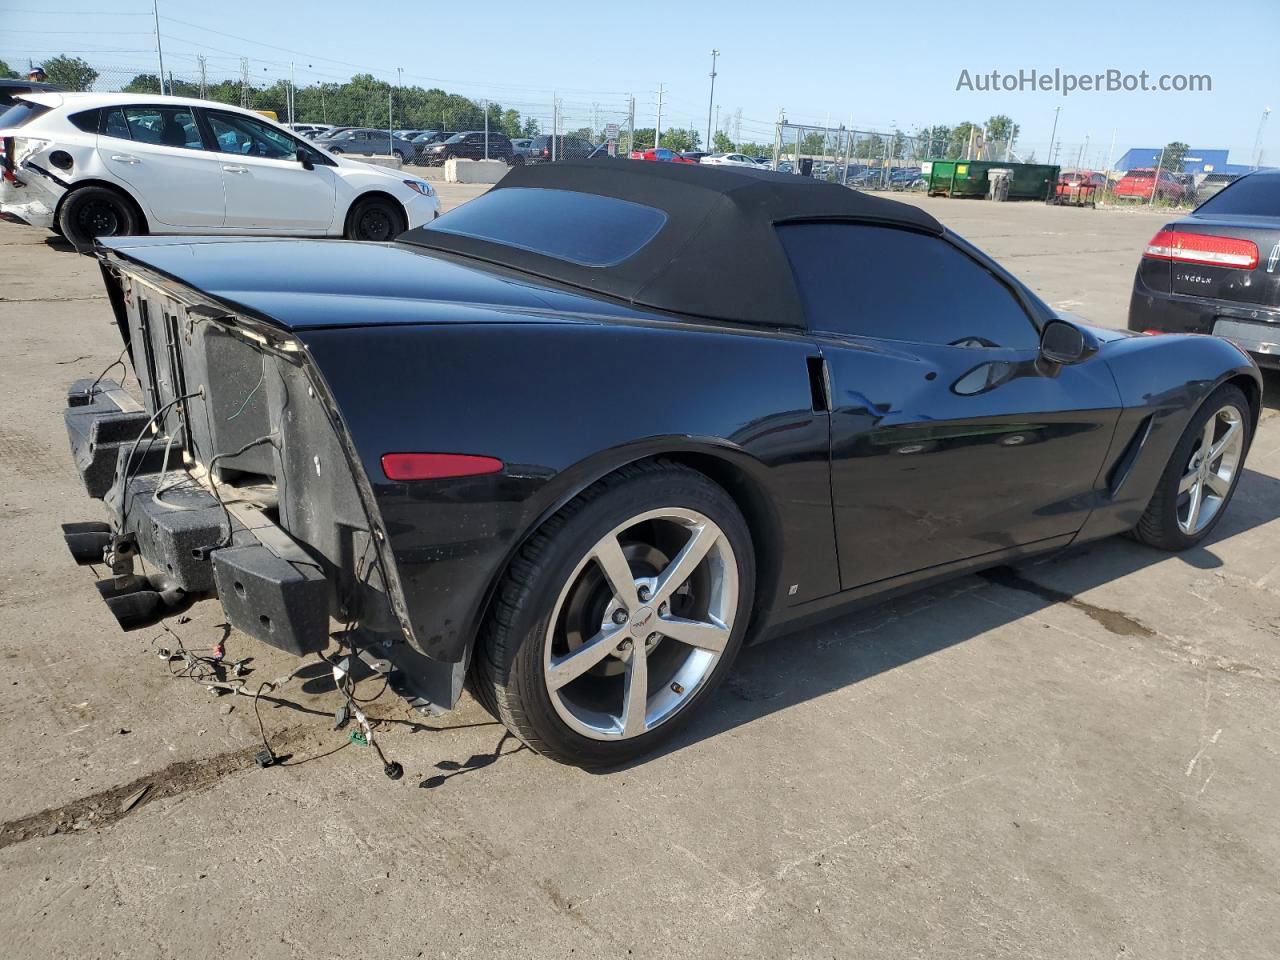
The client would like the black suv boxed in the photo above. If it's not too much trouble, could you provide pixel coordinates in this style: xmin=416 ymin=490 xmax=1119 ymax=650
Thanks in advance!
xmin=527 ymin=135 xmax=596 ymax=163
xmin=418 ymin=130 xmax=516 ymax=165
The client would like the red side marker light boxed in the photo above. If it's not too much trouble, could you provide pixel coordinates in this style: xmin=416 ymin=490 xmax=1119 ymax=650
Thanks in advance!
xmin=381 ymin=453 xmax=503 ymax=481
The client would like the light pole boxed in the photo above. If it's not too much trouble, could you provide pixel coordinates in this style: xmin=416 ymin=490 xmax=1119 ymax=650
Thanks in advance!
xmin=1254 ymin=106 xmax=1272 ymax=169
xmin=1047 ymin=105 xmax=1061 ymax=166
xmin=152 ymin=0 xmax=166 ymax=96
xmin=705 ymin=49 xmax=719 ymax=153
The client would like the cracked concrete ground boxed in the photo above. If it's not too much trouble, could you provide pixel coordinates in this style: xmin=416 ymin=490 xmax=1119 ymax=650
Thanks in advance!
xmin=1 ymin=187 xmax=1278 ymax=959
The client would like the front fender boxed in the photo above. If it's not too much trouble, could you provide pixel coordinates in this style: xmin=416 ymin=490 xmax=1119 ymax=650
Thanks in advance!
xmin=1076 ymin=331 xmax=1260 ymax=542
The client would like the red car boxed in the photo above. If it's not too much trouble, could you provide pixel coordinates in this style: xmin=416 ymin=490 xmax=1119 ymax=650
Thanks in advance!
xmin=1057 ymin=170 xmax=1107 ymax=192
xmin=1113 ymin=168 xmax=1187 ymax=202
xmin=629 ymin=147 xmax=695 ymax=164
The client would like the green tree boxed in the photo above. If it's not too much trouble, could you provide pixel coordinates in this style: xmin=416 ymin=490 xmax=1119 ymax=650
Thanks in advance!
xmin=658 ymin=127 xmax=700 ymax=151
xmin=0 ymin=60 xmax=18 ymax=80
xmin=984 ymin=114 xmax=1020 ymax=145
xmin=948 ymin=121 xmax=981 ymax=159
xmin=42 ymin=55 xmax=98 ymax=91
xmin=712 ymin=131 xmax=733 ymax=153
xmin=123 ymin=73 xmax=162 ymax=94
xmin=1159 ymin=141 xmax=1189 ymax=173
xmin=918 ymin=125 xmax=951 ymax=158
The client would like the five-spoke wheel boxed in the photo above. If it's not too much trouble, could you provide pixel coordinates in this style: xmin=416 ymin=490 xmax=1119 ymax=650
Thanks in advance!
xmin=1135 ymin=383 xmax=1252 ymax=550
xmin=473 ymin=460 xmax=754 ymax=767
xmin=1176 ymin=404 xmax=1244 ymax=536
xmin=543 ymin=508 xmax=738 ymax=741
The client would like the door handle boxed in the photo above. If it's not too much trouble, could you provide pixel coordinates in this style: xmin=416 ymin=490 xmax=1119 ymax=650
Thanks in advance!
xmin=109 ymin=154 xmax=140 ymax=164
xmin=222 ymin=164 xmax=249 ymax=173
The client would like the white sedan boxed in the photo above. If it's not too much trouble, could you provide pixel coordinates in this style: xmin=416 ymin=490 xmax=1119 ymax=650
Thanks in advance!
xmin=0 ymin=92 xmax=439 ymax=248
xmin=700 ymin=152 xmax=761 ymax=169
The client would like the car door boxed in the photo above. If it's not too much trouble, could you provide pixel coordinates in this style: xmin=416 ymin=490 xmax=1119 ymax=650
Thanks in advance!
xmin=96 ymin=105 xmax=225 ymax=228
xmin=778 ymin=221 xmax=1123 ymax=590
xmin=203 ymin=109 xmax=337 ymax=233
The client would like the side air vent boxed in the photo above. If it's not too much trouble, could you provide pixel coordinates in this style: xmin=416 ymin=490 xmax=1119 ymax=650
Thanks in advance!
xmin=1107 ymin=415 xmax=1154 ymax=497
xmin=806 ymin=355 xmax=829 ymax=413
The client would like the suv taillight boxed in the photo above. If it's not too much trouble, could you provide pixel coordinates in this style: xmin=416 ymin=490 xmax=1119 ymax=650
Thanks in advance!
xmin=1143 ymin=229 xmax=1259 ymax=269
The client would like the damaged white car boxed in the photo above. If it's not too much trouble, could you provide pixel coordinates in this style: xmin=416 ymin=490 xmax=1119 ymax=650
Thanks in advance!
xmin=0 ymin=90 xmax=439 ymax=249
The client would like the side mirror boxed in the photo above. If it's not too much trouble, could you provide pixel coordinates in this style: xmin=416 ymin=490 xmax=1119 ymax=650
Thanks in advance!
xmin=296 ymin=148 xmax=314 ymax=170
xmin=1039 ymin=318 xmax=1098 ymax=365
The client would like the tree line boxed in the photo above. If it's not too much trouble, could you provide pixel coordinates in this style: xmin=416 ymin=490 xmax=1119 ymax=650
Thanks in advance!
xmin=4 ymin=58 xmax=1036 ymax=163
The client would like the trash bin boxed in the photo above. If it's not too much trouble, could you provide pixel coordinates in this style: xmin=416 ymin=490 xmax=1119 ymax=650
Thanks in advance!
xmin=987 ymin=168 xmax=1012 ymax=201
xmin=799 ymin=157 xmax=814 ymax=177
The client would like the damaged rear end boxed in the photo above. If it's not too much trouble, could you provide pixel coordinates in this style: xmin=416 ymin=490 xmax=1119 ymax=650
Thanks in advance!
xmin=63 ymin=244 xmax=452 ymax=710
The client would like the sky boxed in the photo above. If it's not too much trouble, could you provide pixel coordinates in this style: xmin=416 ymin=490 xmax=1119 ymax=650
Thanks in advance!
xmin=3 ymin=0 xmax=1278 ymax=166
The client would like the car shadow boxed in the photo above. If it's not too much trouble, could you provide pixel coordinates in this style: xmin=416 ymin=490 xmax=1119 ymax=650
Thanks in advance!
xmin=605 ymin=465 xmax=1280 ymax=772
xmin=43 ymin=235 xmax=77 ymax=254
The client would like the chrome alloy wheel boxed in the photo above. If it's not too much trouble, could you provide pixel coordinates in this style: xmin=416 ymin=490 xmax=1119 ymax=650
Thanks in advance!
xmin=543 ymin=508 xmax=738 ymax=741
xmin=1177 ymin=404 xmax=1245 ymax=535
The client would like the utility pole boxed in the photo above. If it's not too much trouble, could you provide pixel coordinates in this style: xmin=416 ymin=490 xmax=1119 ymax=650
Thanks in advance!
xmin=197 ymin=55 xmax=207 ymax=100
xmin=1254 ymin=106 xmax=1272 ymax=169
xmin=388 ymin=87 xmax=393 ymax=156
xmin=289 ymin=61 xmax=296 ymax=125
xmin=1105 ymin=128 xmax=1117 ymax=174
xmin=1047 ymin=105 xmax=1061 ymax=167
xmin=841 ymin=117 xmax=853 ymax=185
xmin=713 ymin=104 xmax=719 ymax=148
xmin=483 ymin=98 xmax=490 ymax=160
xmin=655 ymin=83 xmax=664 ymax=151
xmin=626 ymin=94 xmax=635 ymax=155
xmin=239 ymin=57 xmax=249 ymax=108
xmin=396 ymin=67 xmax=403 ymax=130
xmin=733 ymin=108 xmax=742 ymax=147
xmin=772 ymin=107 xmax=784 ymax=169
xmin=655 ymin=82 xmax=665 ymax=151
xmin=551 ymin=92 xmax=558 ymax=161
xmin=705 ymin=49 xmax=719 ymax=152
xmin=152 ymin=0 xmax=166 ymax=95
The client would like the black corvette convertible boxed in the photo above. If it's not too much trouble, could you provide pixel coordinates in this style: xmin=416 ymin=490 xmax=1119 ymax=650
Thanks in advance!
xmin=62 ymin=160 xmax=1260 ymax=767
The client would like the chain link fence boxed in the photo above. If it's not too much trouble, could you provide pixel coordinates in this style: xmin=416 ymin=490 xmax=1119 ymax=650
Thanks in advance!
xmin=27 ymin=62 xmax=638 ymax=169
xmin=14 ymin=57 xmax=1251 ymax=206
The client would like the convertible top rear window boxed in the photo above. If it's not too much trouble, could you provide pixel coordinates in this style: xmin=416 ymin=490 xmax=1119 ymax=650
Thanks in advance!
xmin=423 ymin=187 xmax=667 ymax=267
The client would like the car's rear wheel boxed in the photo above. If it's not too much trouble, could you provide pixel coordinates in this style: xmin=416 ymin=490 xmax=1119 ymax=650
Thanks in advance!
xmin=1133 ymin=383 xmax=1251 ymax=550
xmin=58 ymin=186 xmax=139 ymax=251
xmin=394 ymin=149 xmax=408 ymax=164
xmin=344 ymin=196 xmax=406 ymax=242
xmin=473 ymin=460 xmax=755 ymax=767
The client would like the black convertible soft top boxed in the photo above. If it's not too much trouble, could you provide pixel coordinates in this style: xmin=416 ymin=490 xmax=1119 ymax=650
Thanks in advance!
xmin=399 ymin=159 xmax=943 ymax=329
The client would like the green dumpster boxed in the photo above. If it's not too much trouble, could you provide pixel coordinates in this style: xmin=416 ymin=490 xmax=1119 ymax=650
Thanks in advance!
xmin=923 ymin=159 xmax=1060 ymax=200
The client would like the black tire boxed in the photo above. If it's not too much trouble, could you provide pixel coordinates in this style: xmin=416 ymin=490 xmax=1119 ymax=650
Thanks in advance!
xmin=328 ymin=147 xmax=344 ymax=155
xmin=57 ymin=186 xmax=139 ymax=251
xmin=473 ymin=459 xmax=755 ymax=768
xmin=508 ymin=154 xmax=525 ymax=166
xmin=394 ymin=150 xmax=408 ymax=164
xmin=1133 ymin=383 xmax=1251 ymax=550
xmin=344 ymin=195 xmax=407 ymax=242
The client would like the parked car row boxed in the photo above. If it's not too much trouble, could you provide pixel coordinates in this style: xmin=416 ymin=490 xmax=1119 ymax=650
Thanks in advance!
xmin=0 ymin=91 xmax=440 ymax=248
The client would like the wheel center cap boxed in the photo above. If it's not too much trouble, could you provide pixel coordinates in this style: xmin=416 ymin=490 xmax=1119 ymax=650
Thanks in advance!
xmin=629 ymin=606 xmax=654 ymax=637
